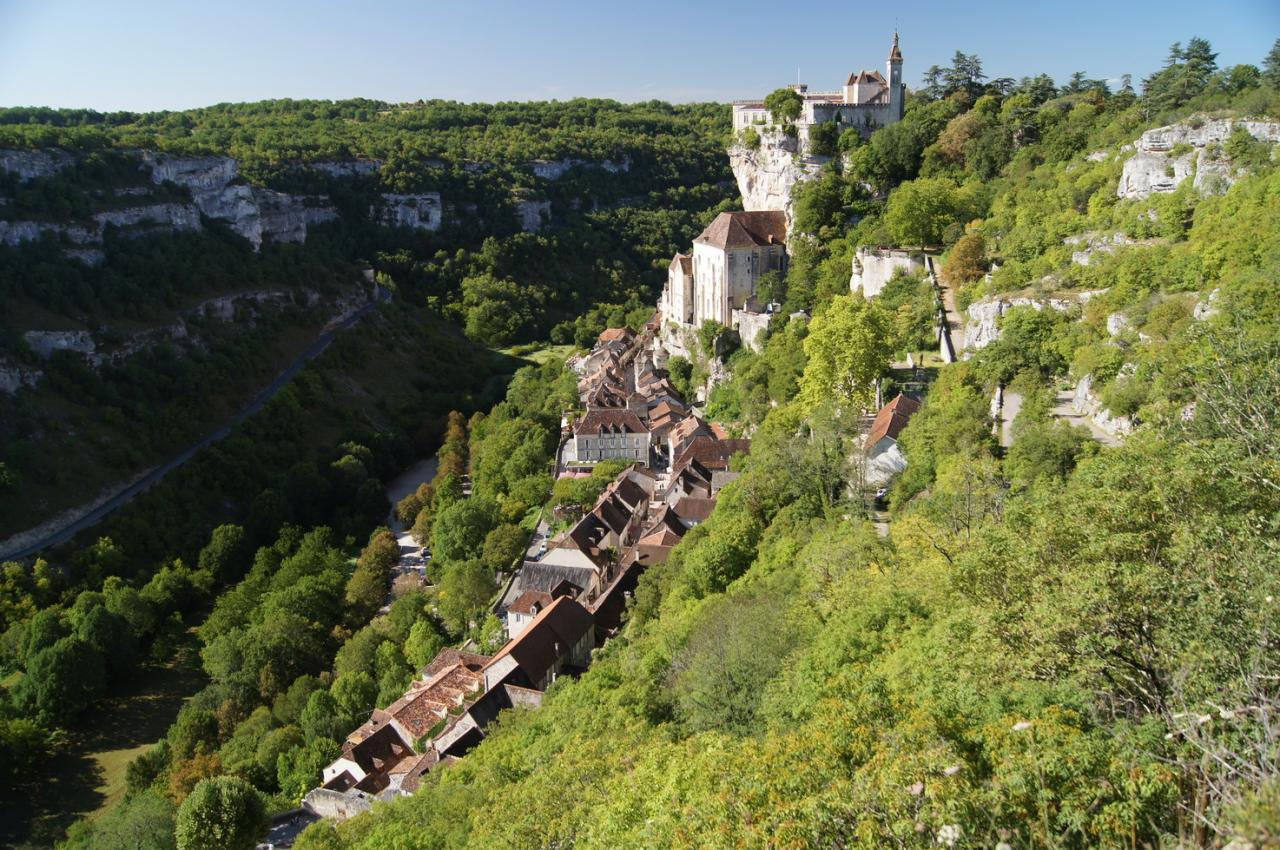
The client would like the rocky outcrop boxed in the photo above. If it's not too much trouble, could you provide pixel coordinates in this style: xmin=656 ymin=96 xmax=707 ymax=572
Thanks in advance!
xmin=527 ymin=156 xmax=631 ymax=181
xmin=1 ymin=205 xmax=199 ymax=247
xmin=377 ymin=193 xmax=443 ymax=231
xmin=0 ymin=358 xmax=42 ymax=395
xmin=23 ymin=330 xmax=95 ymax=359
xmin=1072 ymin=374 xmax=1135 ymax=438
xmin=963 ymin=290 xmax=1106 ymax=352
xmin=307 ymin=160 xmax=382 ymax=178
xmin=0 ymin=148 xmax=74 ymax=181
xmin=1117 ymin=118 xmax=1280 ymax=200
xmin=850 ymin=248 xmax=927 ymax=297
xmin=728 ymin=130 xmax=825 ymax=226
xmin=515 ymin=199 xmax=551 ymax=233
xmin=1064 ymin=231 xmax=1152 ymax=266
xmin=142 ymin=151 xmax=335 ymax=248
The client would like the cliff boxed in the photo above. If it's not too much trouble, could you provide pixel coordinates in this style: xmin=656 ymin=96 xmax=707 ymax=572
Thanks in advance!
xmin=727 ymin=130 xmax=825 ymax=227
xmin=1117 ymin=117 xmax=1280 ymax=200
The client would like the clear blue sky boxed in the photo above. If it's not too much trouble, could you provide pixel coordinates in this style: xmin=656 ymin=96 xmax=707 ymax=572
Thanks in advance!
xmin=1 ymin=0 xmax=1276 ymax=110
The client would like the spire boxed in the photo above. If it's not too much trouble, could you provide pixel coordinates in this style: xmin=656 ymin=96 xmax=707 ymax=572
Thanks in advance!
xmin=888 ymin=31 xmax=903 ymax=63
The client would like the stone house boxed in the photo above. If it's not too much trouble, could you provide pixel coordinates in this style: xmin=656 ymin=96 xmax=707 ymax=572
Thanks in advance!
xmin=689 ymin=210 xmax=788 ymax=328
xmin=566 ymin=408 xmax=651 ymax=464
xmin=864 ymin=393 xmax=921 ymax=485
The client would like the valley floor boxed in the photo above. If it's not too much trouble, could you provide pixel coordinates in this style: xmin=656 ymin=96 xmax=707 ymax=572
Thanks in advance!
xmin=0 ymin=652 xmax=206 ymax=848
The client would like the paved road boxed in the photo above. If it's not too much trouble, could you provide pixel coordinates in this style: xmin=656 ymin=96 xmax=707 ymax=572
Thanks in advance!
xmin=1000 ymin=390 xmax=1023 ymax=449
xmin=0 ymin=287 xmax=390 ymax=561
xmin=1050 ymin=391 xmax=1122 ymax=447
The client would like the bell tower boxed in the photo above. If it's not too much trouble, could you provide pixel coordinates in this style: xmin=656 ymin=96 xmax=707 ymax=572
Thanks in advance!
xmin=887 ymin=32 xmax=904 ymax=122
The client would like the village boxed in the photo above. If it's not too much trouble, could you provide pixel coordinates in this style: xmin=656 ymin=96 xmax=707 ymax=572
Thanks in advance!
xmin=300 ymin=197 xmax=925 ymax=823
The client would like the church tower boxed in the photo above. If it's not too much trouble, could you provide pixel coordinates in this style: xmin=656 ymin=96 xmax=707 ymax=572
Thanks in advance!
xmin=887 ymin=32 xmax=904 ymax=122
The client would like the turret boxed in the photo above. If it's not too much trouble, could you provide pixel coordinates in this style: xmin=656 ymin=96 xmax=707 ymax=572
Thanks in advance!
xmin=887 ymin=32 xmax=904 ymax=121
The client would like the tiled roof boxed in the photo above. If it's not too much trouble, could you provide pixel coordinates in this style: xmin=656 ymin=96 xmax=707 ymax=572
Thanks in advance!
xmin=484 ymin=596 xmax=595 ymax=687
xmin=694 ymin=211 xmax=788 ymax=250
xmin=575 ymin=408 xmax=648 ymax=435
xmin=673 ymin=436 xmax=751 ymax=473
xmin=598 ymin=327 xmax=634 ymax=344
xmin=670 ymin=253 xmax=692 ymax=274
xmin=674 ymin=496 xmax=717 ymax=523
xmin=865 ymin=393 xmax=921 ymax=448
xmin=508 ymin=590 xmax=554 ymax=615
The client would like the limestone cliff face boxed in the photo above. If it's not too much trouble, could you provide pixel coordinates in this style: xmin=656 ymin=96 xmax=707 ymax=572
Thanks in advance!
xmin=728 ymin=130 xmax=825 ymax=226
xmin=962 ymin=291 xmax=1105 ymax=352
xmin=377 ymin=193 xmax=443 ymax=231
xmin=0 ymin=149 xmax=74 ymax=181
xmin=515 ymin=199 xmax=551 ymax=232
xmin=1117 ymin=118 xmax=1280 ymax=200
xmin=142 ymin=152 xmax=335 ymax=247
xmin=526 ymin=156 xmax=631 ymax=181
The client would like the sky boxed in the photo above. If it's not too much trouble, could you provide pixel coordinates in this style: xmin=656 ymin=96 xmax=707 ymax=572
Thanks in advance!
xmin=0 ymin=0 xmax=1277 ymax=111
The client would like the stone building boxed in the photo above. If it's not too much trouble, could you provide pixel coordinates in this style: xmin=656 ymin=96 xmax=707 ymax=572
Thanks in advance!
xmin=864 ymin=393 xmax=921 ymax=485
xmin=666 ymin=210 xmax=788 ymax=330
xmin=732 ymin=33 xmax=905 ymax=149
xmin=565 ymin=409 xmax=651 ymax=464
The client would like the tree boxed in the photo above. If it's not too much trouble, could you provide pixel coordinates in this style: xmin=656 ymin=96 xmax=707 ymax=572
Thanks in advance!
xmin=345 ymin=528 xmax=398 ymax=624
xmin=481 ymin=523 xmax=526 ymax=571
xmin=197 ymin=525 xmax=249 ymax=583
xmin=17 ymin=636 xmax=106 ymax=726
xmin=941 ymin=231 xmax=987 ymax=288
xmin=174 ymin=776 xmax=266 ymax=850
xmin=798 ymin=295 xmax=891 ymax=413
xmin=437 ymin=559 xmax=494 ymax=633
xmin=882 ymin=178 xmax=960 ymax=246
xmin=1264 ymin=38 xmax=1280 ymax=89
xmin=431 ymin=497 xmax=499 ymax=563
xmin=277 ymin=737 xmax=341 ymax=801
xmin=405 ymin=618 xmax=446 ymax=669
xmin=763 ymin=87 xmax=803 ymax=124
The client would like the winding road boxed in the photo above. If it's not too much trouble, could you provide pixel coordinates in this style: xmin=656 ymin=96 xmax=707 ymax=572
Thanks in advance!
xmin=0 ymin=286 xmax=389 ymax=561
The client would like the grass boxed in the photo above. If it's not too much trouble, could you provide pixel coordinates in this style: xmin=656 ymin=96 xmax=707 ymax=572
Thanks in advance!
xmin=497 ymin=342 xmax=576 ymax=365
xmin=0 ymin=647 xmax=206 ymax=849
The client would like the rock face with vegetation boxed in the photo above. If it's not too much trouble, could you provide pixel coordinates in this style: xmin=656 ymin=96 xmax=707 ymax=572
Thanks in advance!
xmin=1117 ymin=116 xmax=1280 ymax=199
xmin=728 ymin=129 xmax=825 ymax=224
xmin=6 ymin=33 xmax=1280 ymax=850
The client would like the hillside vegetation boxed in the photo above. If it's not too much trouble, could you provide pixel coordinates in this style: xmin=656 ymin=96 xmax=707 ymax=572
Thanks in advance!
xmin=281 ymin=38 xmax=1280 ymax=850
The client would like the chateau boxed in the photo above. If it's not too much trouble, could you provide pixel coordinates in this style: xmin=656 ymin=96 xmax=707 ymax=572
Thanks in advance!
xmin=732 ymin=33 xmax=906 ymax=149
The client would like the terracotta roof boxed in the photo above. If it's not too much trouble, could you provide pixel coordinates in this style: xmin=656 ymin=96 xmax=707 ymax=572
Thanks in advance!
xmin=508 ymin=590 xmax=554 ymax=616
xmin=694 ymin=211 xmax=788 ymax=251
xmin=866 ymin=394 xmax=921 ymax=449
xmin=484 ymin=596 xmax=595 ymax=687
xmin=575 ymin=408 xmax=648 ymax=435
xmin=598 ymin=327 xmax=634 ymax=344
xmin=674 ymin=496 xmax=717 ymax=523
xmin=673 ymin=436 xmax=751 ymax=473
xmin=423 ymin=648 xmax=491 ymax=678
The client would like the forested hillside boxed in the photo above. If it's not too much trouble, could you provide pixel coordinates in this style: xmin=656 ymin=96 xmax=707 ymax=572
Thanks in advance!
xmin=281 ymin=38 xmax=1280 ymax=850
xmin=0 ymin=98 xmax=733 ymax=847
xmin=0 ymin=99 xmax=736 ymax=539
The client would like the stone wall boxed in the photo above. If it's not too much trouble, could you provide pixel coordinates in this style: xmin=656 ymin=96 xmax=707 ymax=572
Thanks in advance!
xmin=302 ymin=788 xmax=374 ymax=821
xmin=962 ymin=291 xmax=1105 ymax=352
xmin=731 ymin=308 xmax=771 ymax=352
xmin=515 ymin=199 xmax=552 ymax=233
xmin=850 ymin=248 xmax=926 ymax=298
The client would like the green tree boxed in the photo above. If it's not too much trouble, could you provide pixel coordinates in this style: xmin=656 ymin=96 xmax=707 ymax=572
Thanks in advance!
xmin=882 ymin=177 xmax=961 ymax=246
xmin=16 ymin=636 xmax=106 ymax=726
xmin=174 ymin=776 xmax=266 ymax=850
xmin=1264 ymin=38 xmax=1280 ymax=89
xmin=437 ymin=558 xmax=494 ymax=632
xmin=798 ymin=295 xmax=891 ymax=413
xmin=763 ymin=87 xmax=803 ymax=123
xmin=431 ymin=497 xmax=499 ymax=563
